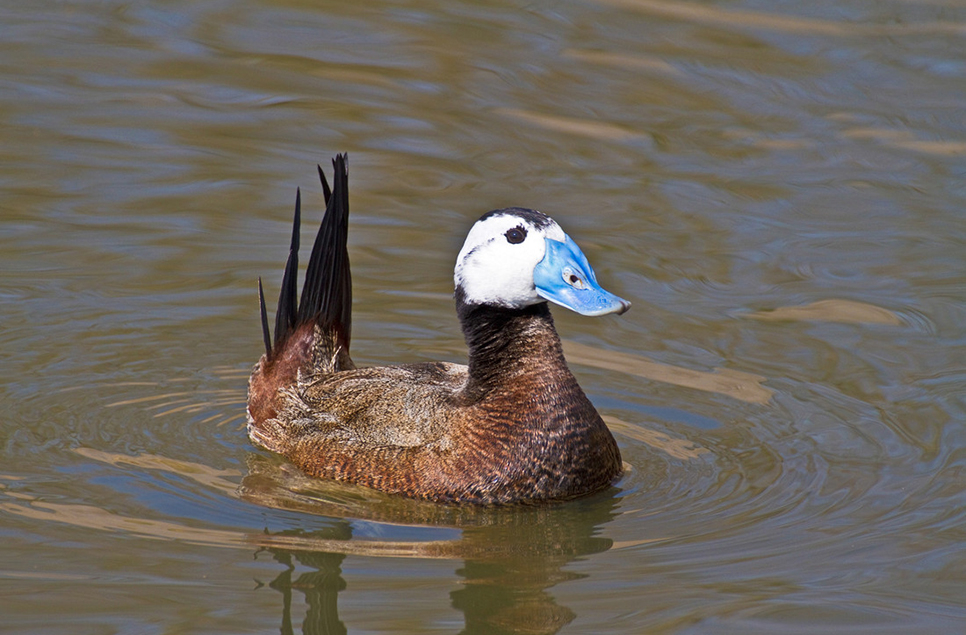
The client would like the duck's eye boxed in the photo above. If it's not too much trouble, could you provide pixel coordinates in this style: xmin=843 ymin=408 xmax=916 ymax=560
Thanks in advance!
xmin=505 ymin=226 xmax=527 ymax=244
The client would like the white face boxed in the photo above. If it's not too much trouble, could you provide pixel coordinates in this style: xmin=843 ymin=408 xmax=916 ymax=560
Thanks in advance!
xmin=454 ymin=209 xmax=566 ymax=309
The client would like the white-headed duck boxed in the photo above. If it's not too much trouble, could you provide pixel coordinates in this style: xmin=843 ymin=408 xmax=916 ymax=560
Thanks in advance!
xmin=247 ymin=154 xmax=630 ymax=504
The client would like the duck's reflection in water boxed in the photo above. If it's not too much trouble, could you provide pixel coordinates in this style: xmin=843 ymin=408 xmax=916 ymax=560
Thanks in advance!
xmin=263 ymin=545 xmax=348 ymax=635
xmin=244 ymin=455 xmax=619 ymax=635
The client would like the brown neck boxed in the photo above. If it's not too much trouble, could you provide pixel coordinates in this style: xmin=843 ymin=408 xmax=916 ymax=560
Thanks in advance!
xmin=455 ymin=297 xmax=622 ymax=499
xmin=457 ymin=299 xmax=575 ymax=402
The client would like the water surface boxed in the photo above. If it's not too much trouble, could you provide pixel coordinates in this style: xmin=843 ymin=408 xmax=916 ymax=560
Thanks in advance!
xmin=2 ymin=0 xmax=965 ymax=633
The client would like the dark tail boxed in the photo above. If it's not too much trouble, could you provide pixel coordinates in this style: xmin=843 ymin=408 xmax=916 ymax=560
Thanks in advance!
xmin=259 ymin=154 xmax=352 ymax=362
xmin=297 ymin=154 xmax=352 ymax=353
xmin=249 ymin=154 xmax=353 ymax=429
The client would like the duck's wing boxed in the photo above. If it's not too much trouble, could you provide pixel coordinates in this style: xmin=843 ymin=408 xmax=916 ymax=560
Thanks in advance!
xmin=251 ymin=362 xmax=468 ymax=454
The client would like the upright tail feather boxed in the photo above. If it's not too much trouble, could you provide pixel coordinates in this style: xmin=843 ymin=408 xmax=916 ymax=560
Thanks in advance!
xmin=298 ymin=153 xmax=352 ymax=352
xmin=250 ymin=154 xmax=353 ymax=429
xmin=258 ymin=154 xmax=351 ymax=362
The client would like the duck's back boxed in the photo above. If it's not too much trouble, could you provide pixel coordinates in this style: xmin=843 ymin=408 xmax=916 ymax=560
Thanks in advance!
xmin=281 ymin=361 xmax=467 ymax=450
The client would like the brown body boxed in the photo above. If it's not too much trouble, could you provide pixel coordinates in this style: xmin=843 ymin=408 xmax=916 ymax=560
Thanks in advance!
xmin=246 ymin=155 xmax=622 ymax=504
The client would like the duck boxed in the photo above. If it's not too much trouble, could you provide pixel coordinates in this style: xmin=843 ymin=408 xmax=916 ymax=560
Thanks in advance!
xmin=247 ymin=154 xmax=630 ymax=504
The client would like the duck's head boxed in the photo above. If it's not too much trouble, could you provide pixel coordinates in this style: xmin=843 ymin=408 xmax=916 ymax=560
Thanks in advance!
xmin=454 ymin=207 xmax=630 ymax=316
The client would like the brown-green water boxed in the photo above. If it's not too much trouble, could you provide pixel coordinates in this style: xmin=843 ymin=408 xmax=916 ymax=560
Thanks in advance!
xmin=2 ymin=1 xmax=965 ymax=633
